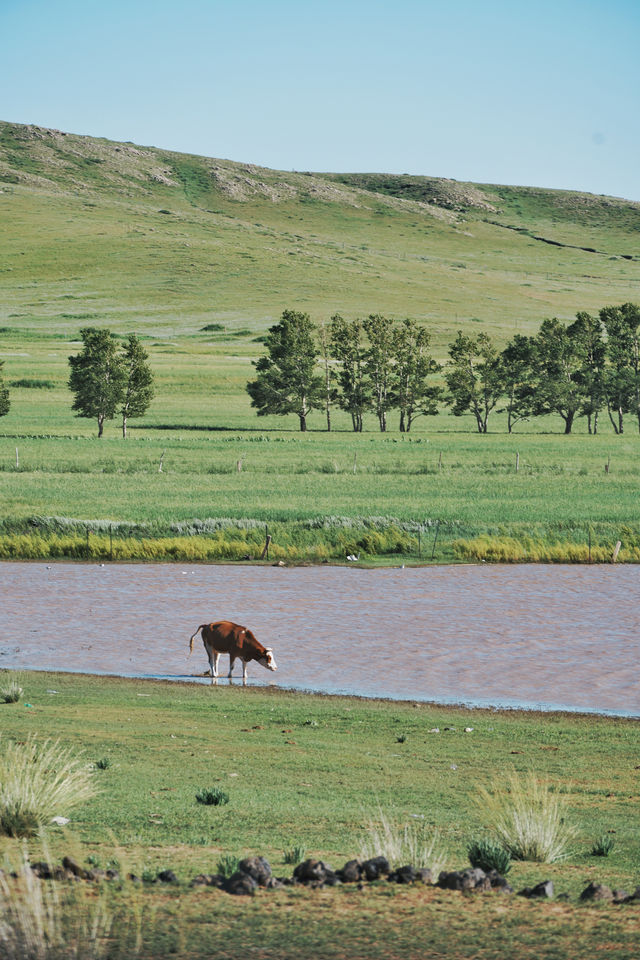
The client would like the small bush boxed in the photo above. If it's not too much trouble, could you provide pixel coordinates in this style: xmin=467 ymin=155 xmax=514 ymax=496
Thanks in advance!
xmin=94 ymin=758 xmax=111 ymax=770
xmin=467 ymin=837 xmax=512 ymax=874
xmin=283 ymin=845 xmax=307 ymax=865
xmin=590 ymin=835 xmax=615 ymax=857
xmin=360 ymin=810 xmax=446 ymax=874
xmin=216 ymin=854 xmax=240 ymax=878
xmin=0 ymin=671 xmax=23 ymax=703
xmin=200 ymin=323 xmax=225 ymax=332
xmin=477 ymin=771 xmax=577 ymax=863
xmin=0 ymin=736 xmax=96 ymax=837
xmin=195 ymin=787 xmax=229 ymax=806
xmin=9 ymin=378 xmax=56 ymax=389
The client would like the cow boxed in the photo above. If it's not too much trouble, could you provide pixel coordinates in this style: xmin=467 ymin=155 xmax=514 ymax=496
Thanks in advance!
xmin=188 ymin=620 xmax=277 ymax=684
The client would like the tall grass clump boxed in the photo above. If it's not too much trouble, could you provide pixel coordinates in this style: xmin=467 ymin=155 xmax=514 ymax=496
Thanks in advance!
xmin=477 ymin=771 xmax=577 ymax=863
xmin=360 ymin=810 xmax=446 ymax=874
xmin=467 ymin=837 xmax=512 ymax=874
xmin=0 ymin=737 xmax=96 ymax=837
xmin=0 ymin=670 xmax=24 ymax=703
xmin=0 ymin=847 xmax=123 ymax=960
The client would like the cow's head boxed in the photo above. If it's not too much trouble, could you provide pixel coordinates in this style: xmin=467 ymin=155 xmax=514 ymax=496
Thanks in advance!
xmin=260 ymin=647 xmax=277 ymax=672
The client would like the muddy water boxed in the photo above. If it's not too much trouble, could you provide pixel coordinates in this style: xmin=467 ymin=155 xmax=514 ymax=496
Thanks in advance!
xmin=1 ymin=561 xmax=638 ymax=716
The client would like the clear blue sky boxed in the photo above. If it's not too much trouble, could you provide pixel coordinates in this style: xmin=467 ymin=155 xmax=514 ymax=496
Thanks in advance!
xmin=2 ymin=0 xmax=639 ymax=200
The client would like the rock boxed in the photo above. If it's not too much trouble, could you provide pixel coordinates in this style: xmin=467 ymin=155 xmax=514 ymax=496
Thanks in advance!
xmin=438 ymin=868 xmax=489 ymax=891
xmin=86 ymin=868 xmax=106 ymax=882
xmin=106 ymin=869 xmax=120 ymax=882
xmin=62 ymin=856 xmax=88 ymax=880
xmin=237 ymin=856 xmax=271 ymax=886
xmin=31 ymin=862 xmax=53 ymax=879
xmin=157 ymin=870 xmax=179 ymax=884
xmin=338 ymin=859 xmax=362 ymax=883
xmin=361 ymin=856 xmax=390 ymax=881
xmin=293 ymin=859 xmax=335 ymax=885
xmin=191 ymin=873 xmax=225 ymax=888
xmin=265 ymin=876 xmax=285 ymax=890
xmin=226 ymin=871 xmax=258 ymax=896
xmin=416 ymin=868 xmax=433 ymax=884
xmin=486 ymin=869 xmax=513 ymax=893
xmin=580 ymin=882 xmax=613 ymax=902
xmin=613 ymin=889 xmax=631 ymax=903
xmin=519 ymin=880 xmax=554 ymax=899
xmin=390 ymin=865 xmax=417 ymax=884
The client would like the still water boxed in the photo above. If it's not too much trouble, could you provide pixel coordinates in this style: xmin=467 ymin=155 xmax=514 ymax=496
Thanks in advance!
xmin=1 ymin=561 xmax=638 ymax=716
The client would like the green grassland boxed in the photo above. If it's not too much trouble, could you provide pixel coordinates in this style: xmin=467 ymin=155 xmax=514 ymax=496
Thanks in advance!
xmin=1 ymin=120 xmax=640 ymax=562
xmin=1 ymin=672 xmax=639 ymax=958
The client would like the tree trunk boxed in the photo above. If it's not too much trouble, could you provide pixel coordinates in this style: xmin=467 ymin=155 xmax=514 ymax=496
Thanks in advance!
xmin=606 ymin=401 xmax=620 ymax=434
xmin=618 ymin=408 xmax=624 ymax=434
xmin=299 ymin=413 xmax=307 ymax=432
xmin=97 ymin=415 xmax=104 ymax=438
xmin=399 ymin=410 xmax=406 ymax=432
xmin=563 ymin=411 xmax=574 ymax=434
xmin=122 ymin=415 xmax=128 ymax=439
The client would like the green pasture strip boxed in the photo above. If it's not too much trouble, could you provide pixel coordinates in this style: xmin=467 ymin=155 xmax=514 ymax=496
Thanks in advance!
xmin=0 ymin=672 xmax=638 ymax=959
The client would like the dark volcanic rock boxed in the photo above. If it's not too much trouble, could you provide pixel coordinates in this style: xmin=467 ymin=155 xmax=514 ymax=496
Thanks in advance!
xmin=338 ymin=859 xmax=362 ymax=883
xmin=226 ymin=871 xmax=258 ymax=896
xmin=293 ymin=859 xmax=336 ymax=885
xmin=580 ymin=882 xmax=613 ymax=902
xmin=191 ymin=873 xmax=225 ymax=888
xmin=62 ymin=856 xmax=89 ymax=880
xmin=237 ymin=856 xmax=272 ymax=886
xmin=157 ymin=869 xmax=179 ymax=884
xmin=519 ymin=880 xmax=554 ymax=899
xmin=438 ymin=868 xmax=490 ymax=891
xmin=361 ymin=856 xmax=390 ymax=882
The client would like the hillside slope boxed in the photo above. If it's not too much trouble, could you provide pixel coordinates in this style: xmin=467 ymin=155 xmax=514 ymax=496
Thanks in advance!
xmin=1 ymin=121 xmax=639 ymax=347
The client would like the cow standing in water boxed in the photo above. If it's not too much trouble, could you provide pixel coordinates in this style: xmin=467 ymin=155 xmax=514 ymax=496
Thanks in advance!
xmin=189 ymin=620 xmax=277 ymax=684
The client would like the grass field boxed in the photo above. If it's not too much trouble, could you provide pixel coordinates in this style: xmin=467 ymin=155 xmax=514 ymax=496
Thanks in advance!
xmin=0 ymin=672 xmax=638 ymax=958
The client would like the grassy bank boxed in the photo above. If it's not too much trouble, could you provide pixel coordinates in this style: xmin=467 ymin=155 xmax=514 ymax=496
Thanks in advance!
xmin=0 ymin=672 xmax=638 ymax=958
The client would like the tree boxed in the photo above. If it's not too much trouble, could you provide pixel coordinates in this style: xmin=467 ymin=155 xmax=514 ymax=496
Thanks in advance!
xmin=445 ymin=331 xmax=503 ymax=433
xmin=498 ymin=334 xmax=537 ymax=433
xmin=531 ymin=318 xmax=586 ymax=434
xmin=317 ymin=320 xmax=337 ymax=432
xmin=120 ymin=334 xmax=154 ymax=439
xmin=391 ymin=318 xmax=441 ymax=432
xmin=363 ymin=313 xmax=394 ymax=432
xmin=600 ymin=302 xmax=640 ymax=434
xmin=68 ymin=327 xmax=126 ymax=437
xmin=329 ymin=314 xmax=369 ymax=432
xmin=246 ymin=309 xmax=323 ymax=431
xmin=570 ymin=311 xmax=605 ymax=435
xmin=0 ymin=361 xmax=10 ymax=419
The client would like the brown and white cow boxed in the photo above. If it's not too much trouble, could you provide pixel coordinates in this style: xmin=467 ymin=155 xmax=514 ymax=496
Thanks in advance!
xmin=189 ymin=620 xmax=277 ymax=683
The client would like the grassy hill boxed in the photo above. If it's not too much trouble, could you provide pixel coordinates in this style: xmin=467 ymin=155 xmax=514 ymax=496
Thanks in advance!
xmin=1 ymin=120 xmax=639 ymax=347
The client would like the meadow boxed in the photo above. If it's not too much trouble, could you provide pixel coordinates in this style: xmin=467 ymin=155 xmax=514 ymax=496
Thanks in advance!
xmin=0 ymin=671 xmax=639 ymax=959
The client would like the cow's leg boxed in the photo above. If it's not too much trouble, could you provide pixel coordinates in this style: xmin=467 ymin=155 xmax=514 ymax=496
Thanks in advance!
xmin=212 ymin=651 xmax=220 ymax=677
xmin=228 ymin=655 xmax=235 ymax=678
xmin=242 ymin=661 xmax=248 ymax=685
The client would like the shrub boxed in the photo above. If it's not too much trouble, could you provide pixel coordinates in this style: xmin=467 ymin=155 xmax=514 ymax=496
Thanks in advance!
xmin=360 ymin=810 xmax=446 ymax=874
xmin=195 ymin=787 xmax=229 ymax=806
xmin=467 ymin=837 xmax=512 ymax=874
xmin=590 ymin=834 xmax=615 ymax=857
xmin=477 ymin=771 xmax=577 ymax=863
xmin=94 ymin=758 xmax=110 ymax=770
xmin=0 ymin=671 xmax=23 ymax=703
xmin=216 ymin=854 xmax=240 ymax=878
xmin=283 ymin=845 xmax=307 ymax=865
xmin=0 ymin=736 xmax=96 ymax=837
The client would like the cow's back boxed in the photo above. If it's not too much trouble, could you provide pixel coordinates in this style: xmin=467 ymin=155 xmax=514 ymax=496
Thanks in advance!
xmin=202 ymin=620 xmax=245 ymax=655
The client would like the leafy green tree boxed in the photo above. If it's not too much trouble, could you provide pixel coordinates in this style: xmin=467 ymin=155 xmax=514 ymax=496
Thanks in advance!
xmin=247 ymin=309 xmax=323 ymax=431
xmin=571 ymin=311 xmax=605 ymax=434
xmin=0 ymin=361 xmax=10 ymax=419
xmin=445 ymin=331 xmax=503 ymax=433
xmin=317 ymin=320 xmax=338 ymax=432
xmin=329 ymin=313 xmax=369 ymax=432
xmin=391 ymin=318 xmax=441 ymax=432
xmin=600 ymin=302 xmax=640 ymax=434
xmin=363 ymin=313 xmax=394 ymax=432
xmin=68 ymin=327 xmax=126 ymax=437
xmin=498 ymin=334 xmax=537 ymax=433
xmin=530 ymin=318 xmax=584 ymax=434
xmin=120 ymin=334 xmax=155 ymax=438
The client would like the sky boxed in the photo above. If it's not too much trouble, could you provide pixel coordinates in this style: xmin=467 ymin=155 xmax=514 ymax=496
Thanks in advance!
xmin=2 ymin=0 xmax=639 ymax=200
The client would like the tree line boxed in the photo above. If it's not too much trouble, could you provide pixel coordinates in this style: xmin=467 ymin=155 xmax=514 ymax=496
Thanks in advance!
xmin=247 ymin=303 xmax=640 ymax=434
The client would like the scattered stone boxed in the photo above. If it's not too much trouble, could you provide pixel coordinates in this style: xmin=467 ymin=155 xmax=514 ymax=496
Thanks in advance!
xmin=438 ymin=868 xmax=491 ymax=892
xmin=237 ymin=856 xmax=272 ymax=886
xmin=157 ymin=869 xmax=179 ymax=884
xmin=293 ymin=858 xmax=336 ymax=885
xmin=191 ymin=873 xmax=225 ymax=888
xmin=519 ymin=880 xmax=554 ymax=899
xmin=338 ymin=859 xmax=362 ymax=883
xmin=580 ymin=882 xmax=613 ymax=902
xmin=226 ymin=871 xmax=258 ymax=896
xmin=62 ymin=856 xmax=88 ymax=880
xmin=613 ymin=889 xmax=631 ymax=903
xmin=361 ymin=856 xmax=390 ymax=882
xmin=390 ymin=865 xmax=417 ymax=884
xmin=486 ymin=869 xmax=513 ymax=893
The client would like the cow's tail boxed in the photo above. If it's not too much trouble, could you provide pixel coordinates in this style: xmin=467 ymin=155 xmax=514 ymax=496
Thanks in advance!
xmin=189 ymin=625 xmax=206 ymax=656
